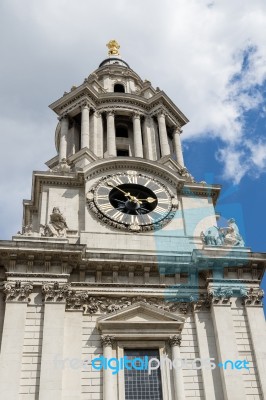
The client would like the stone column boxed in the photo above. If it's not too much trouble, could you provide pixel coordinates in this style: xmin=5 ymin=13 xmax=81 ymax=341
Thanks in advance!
xmin=169 ymin=335 xmax=185 ymax=400
xmin=157 ymin=111 xmax=170 ymax=157
xmin=0 ymin=283 xmax=33 ymax=400
xmin=81 ymin=103 xmax=90 ymax=149
xmin=59 ymin=115 xmax=69 ymax=162
xmin=173 ymin=126 xmax=184 ymax=167
xmin=101 ymin=335 xmax=117 ymax=400
xmin=245 ymin=302 xmax=266 ymax=399
xmin=96 ymin=112 xmax=103 ymax=158
xmin=143 ymin=116 xmax=153 ymax=160
xmin=132 ymin=113 xmax=143 ymax=158
xmin=211 ymin=302 xmax=246 ymax=400
xmin=107 ymin=111 xmax=116 ymax=157
xmin=39 ymin=285 xmax=67 ymax=400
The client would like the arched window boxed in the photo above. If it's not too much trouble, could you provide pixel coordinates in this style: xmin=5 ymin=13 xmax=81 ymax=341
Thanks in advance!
xmin=116 ymin=126 xmax=128 ymax=138
xmin=114 ymin=83 xmax=125 ymax=93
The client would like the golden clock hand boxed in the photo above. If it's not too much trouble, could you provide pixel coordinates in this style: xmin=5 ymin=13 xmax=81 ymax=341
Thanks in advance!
xmin=137 ymin=197 xmax=157 ymax=203
xmin=106 ymin=182 xmax=142 ymax=203
xmin=106 ymin=182 xmax=130 ymax=196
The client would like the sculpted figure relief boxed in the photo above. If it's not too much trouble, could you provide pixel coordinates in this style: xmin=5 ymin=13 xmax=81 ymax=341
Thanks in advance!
xmin=201 ymin=218 xmax=244 ymax=247
xmin=220 ymin=218 xmax=245 ymax=246
xmin=45 ymin=207 xmax=68 ymax=237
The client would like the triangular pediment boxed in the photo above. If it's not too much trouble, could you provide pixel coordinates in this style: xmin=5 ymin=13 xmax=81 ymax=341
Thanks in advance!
xmin=68 ymin=147 xmax=98 ymax=169
xmin=97 ymin=302 xmax=185 ymax=338
xmin=98 ymin=302 xmax=184 ymax=323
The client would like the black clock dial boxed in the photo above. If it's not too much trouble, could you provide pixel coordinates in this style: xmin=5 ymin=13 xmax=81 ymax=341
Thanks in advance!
xmin=89 ymin=172 xmax=176 ymax=229
xmin=109 ymin=184 xmax=158 ymax=215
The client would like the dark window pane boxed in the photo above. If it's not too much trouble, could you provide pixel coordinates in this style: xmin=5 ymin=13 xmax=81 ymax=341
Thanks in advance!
xmin=114 ymin=83 xmax=125 ymax=93
xmin=116 ymin=126 xmax=128 ymax=137
xmin=117 ymin=149 xmax=129 ymax=156
xmin=124 ymin=349 xmax=163 ymax=400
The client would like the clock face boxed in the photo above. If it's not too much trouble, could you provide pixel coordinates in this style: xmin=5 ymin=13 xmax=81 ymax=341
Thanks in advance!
xmin=87 ymin=172 xmax=178 ymax=232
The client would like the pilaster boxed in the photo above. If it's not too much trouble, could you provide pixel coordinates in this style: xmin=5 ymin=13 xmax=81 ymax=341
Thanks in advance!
xmin=62 ymin=310 xmax=83 ymax=400
xmin=244 ymin=291 xmax=266 ymax=399
xmin=194 ymin=305 xmax=223 ymax=400
xmin=39 ymin=283 xmax=69 ymax=400
xmin=211 ymin=298 xmax=246 ymax=400
xmin=0 ymin=282 xmax=33 ymax=400
xmin=101 ymin=335 xmax=117 ymax=400
xmin=168 ymin=335 xmax=185 ymax=400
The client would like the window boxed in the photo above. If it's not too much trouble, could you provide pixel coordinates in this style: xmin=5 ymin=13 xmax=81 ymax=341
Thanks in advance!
xmin=114 ymin=83 xmax=125 ymax=93
xmin=124 ymin=349 xmax=163 ymax=400
xmin=117 ymin=149 xmax=129 ymax=156
xmin=116 ymin=126 xmax=128 ymax=138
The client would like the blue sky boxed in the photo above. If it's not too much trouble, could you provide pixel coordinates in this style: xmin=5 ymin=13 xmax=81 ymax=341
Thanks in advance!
xmin=0 ymin=0 xmax=265 ymax=311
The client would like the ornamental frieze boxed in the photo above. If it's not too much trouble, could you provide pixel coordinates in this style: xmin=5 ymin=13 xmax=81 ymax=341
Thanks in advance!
xmin=65 ymin=292 xmax=192 ymax=315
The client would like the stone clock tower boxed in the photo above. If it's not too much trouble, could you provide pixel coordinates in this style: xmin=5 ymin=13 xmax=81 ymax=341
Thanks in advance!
xmin=0 ymin=41 xmax=265 ymax=400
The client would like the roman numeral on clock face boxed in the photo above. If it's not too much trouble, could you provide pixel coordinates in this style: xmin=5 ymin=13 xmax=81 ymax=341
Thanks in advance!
xmin=111 ymin=211 xmax=124 ymax=223
xmin=107 ymin=176 xmax=124 ymax=186
xmin=127 ymin=175 xmax=138 ymax=184
xmin=153 ymin=206 xmax=168 ymax=215
xmin=97 ymin=195 xmax=109 ymax=200
xmin=99 ymin=203 xmax=114 ymax=212
xmin=153 ymin=187 xmax=165 ymax=194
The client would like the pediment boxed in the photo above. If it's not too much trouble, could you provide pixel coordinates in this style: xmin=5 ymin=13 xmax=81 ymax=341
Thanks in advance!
xmin=97 ymin=302 xmax=185 ymax=338
xmin=68 ymin=147 xmax=98 ymax=169
xmin=158 ymin=155 xmax=184 ymax=174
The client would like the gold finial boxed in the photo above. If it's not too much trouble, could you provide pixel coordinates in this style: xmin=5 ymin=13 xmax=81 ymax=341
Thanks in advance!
xmin=106 ymin=40 xmax=120 ymax=56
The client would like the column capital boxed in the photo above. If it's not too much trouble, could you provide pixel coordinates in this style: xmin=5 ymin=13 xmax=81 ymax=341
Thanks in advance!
xmin=157 ymin=110 xmax=166 ymax=118
xmin=132 ymin=112 xmax=141 ymax=119
xmin=58 ymin=113 xmax=69 ymax=122
xmin=168 ymin=334 xmax=182 ymax=347
xmin=4 ymin=282 xmax=33 ymax=302
xmin=107 ymin=109 xmax=115 ymax=116
xmin=81 ymin=101 xmax=90 ymax=110
xmin=173 ymin=125 xmax=182 ymax=135
xmin=243 ymin=288 xmax=264 ymax=307
xmin=101 ymin=335 xmax=115 ymax=348
xmin=42 ymin=282 xmax=70 ymax=303
xmin=94 ymin=110 xmax=102 ymax=118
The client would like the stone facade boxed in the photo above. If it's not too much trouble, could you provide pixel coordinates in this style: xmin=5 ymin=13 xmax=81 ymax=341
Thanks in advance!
xmin=0 ymin=45 xmax=265 ymax=400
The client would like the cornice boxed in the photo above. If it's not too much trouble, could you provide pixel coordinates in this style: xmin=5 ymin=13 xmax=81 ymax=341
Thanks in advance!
xmin=49 ymin=87 xmax=188 ymax=128
xmin=83 ymin=157 xmax=186 ymax=188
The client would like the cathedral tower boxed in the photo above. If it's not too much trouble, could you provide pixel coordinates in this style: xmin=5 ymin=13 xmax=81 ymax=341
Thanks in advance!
xmin=0 ymin=41 xmax=265 ymax=400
